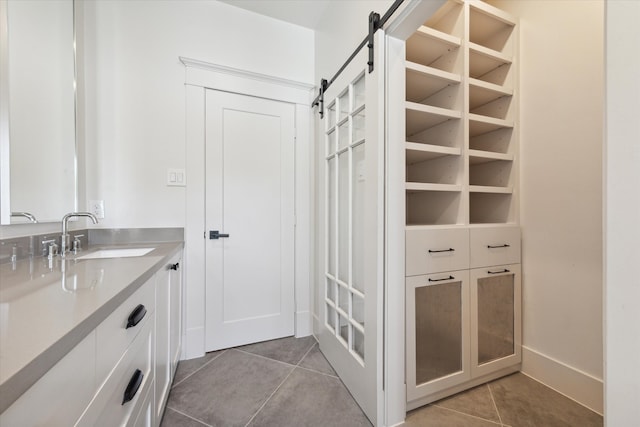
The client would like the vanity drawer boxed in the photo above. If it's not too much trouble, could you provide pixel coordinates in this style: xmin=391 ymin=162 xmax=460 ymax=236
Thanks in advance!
xmin=76 ymin=319 xmax=154 ymax=427
xmin=96 ymin=277 xmax=155 ymax=383
xmin=470 ymin=226 xmax=521 ymax=268
xmin=406 ymin=228 xmax=469 ymax=276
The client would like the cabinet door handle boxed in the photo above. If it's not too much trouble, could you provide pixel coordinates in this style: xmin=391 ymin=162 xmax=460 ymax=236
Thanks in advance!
xmin=122 ymin=369 xmax=144 ymax=405
xmin=126 ymin=304 xmax=147 ymax=329
xmin=428 ymin=275 xmax=455 ymax=282
xmin=487 ymin=244 xmax=510 ymax=249
xmin=488 ymin=269 xmax=510 ymax=274
xmin=209 ymin=230 xmax=230 ymax=239
xmin=428 ymin=248 xmax=455 ymax=253
xmin=169 ymin=262 xmax=180 ymax=271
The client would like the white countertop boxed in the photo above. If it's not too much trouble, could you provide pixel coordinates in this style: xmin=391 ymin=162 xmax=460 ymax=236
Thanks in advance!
xmin=0 ymin=242 xmax=183 ymax=413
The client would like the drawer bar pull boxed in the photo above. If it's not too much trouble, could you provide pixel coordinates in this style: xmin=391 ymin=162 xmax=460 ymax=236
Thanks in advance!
xmin=428 ymin=275 xmax=455 ymax=282
xmin=488 ymin=269 xmax=510 ymax=275
xmin=126 ymin=304 xmax=147 ymax=329
xmin=428 ymin=248 xmax=455 ymax=253
xmin=122 ymin=369 xmax=144 ymax=405
xmin=487 ymin=244 xmax=510 ymax=249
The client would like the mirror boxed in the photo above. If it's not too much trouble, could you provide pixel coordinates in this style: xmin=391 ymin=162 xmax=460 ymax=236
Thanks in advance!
xmin=0 ymin=0 xmax=77 ymax=225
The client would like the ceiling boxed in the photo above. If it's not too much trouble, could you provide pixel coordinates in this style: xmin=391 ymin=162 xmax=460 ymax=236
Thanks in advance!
xmin=218 ymin=0 xmax=332 ymax=30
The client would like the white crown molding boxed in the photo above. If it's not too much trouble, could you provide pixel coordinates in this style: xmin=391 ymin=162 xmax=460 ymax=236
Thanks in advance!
xmin=179 ymin=56 xmax=314 ymax=92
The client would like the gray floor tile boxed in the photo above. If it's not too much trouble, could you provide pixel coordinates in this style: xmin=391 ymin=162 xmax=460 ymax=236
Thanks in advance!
xmin=166 ymin=349 xmax=293 ymax=427
xmin=247 ymin=367 xmax=372 ymax=427
xmin=432 ymin=384 xmax=501 ymax=423
xmin=160 ymin=408 xmax=208 ymax=427
xmin=172 ymin=350 xmax=223 ymax=386
xmin=237 ymin=335 xmax=317 ymax=365
xmin=490 ymin=373 xmax=603 ymax=427
xmin=298 ymin=343 xmax=337 ymax=377
xmin=403 ymin=405 xmax=502 ymax=427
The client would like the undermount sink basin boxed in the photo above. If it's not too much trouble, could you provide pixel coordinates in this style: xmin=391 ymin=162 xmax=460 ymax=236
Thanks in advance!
xmin=76 ymin=247 xmax=155 ymax=260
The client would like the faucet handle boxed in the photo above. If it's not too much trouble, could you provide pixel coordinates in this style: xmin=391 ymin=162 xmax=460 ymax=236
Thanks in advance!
xmin=42 ymin=240 xmax=58 ymax=259
xmin=72 ymin=234 xmax=85 ymax=253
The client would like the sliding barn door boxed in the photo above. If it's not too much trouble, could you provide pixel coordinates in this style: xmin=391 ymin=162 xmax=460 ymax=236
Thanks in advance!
xmin=318 ymin=32 xmax=385 ymax=425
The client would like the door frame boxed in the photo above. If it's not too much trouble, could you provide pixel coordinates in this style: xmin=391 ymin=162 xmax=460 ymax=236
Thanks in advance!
xmin=182 ymin=57 xmax=315 ymax=360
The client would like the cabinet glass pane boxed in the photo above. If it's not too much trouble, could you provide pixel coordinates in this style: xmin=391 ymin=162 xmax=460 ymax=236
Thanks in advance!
xmin=352 ymin=109 xmax=365 ymax=142
xmin=338 ymin=120 xmax=349 ymax=150
xmin=326 ymin=304 xmax=336 ymax=332
xmin=477 ymin=274 xmax=515 ymax=364
xmin=353 ymin=74 xmax=365 ymax=110
xmin=338 ymin=284 xmax=350 ymax=314
xmin=415 ymin=282 xmax=462 ymax=385
xmin=339 ymin=91 xmax=349 ymax=119
xmin=338 ymin=151 xmax=349 ymax=283
xmin=326 ymin=278 xmax=336 ymax=303
xmin=353 ymin=327 xmax=365 ymax=361
xmin=339 ymin=314 xmax=349 ymax=343
xmin=327 ymin=157 xmax=336 ymax=276
xmin=327 ymin=102 xmax=336 ymax=128
xmin=326 ymin=129 xmax=336 ymax=157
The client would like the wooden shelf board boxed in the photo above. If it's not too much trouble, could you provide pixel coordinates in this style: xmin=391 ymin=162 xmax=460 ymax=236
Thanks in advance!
xmin=469 ymin=185 xmax=513 ymax=194
xmin=469 ymin=43 xmax=512 ymax=78
xmin=415 ymin=25 xmax=461 ymax=48
xmin=469 ymin=114 xmax=513 ymax=136
xmin=406 ymin=102 xmax=461 ymax=136
xmin=469 ymin=78 xmax=512 ymax=109
xmin=406 ymin=143 xmax=461 ymax=164
xmin=406 ymin=183 xmax=463 ymax=193
xmin=468 ymin=150 xmax=513 ymax=164
xmin=406 ymin=62 xmax=461 ymax=104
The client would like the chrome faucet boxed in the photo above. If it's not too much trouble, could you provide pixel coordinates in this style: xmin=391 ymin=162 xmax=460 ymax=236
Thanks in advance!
xmin=11 ymin=212 xmax=38 ymax=223
xmin=61 ymin=212 xmax=98 ymax=257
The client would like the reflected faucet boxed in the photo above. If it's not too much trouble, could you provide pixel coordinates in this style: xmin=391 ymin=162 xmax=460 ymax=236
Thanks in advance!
xmin=61 ymin=212 xmax=98 ymax=257
xmin=11 ymin=212 xmax=38 ymax=223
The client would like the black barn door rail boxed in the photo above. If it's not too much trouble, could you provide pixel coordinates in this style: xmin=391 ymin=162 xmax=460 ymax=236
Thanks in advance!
xmin=311 ymin=0 xmax=405 ymax=118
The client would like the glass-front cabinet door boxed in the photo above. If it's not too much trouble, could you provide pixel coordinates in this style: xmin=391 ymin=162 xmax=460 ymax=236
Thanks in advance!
xmin=470 ymin=264 xmax=522 ymax=377
xmin=406 ymin=271 xmax=470 ymax=401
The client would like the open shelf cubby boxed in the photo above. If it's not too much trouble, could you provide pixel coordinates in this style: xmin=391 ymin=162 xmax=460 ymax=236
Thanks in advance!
xmin=406 ymin=27 xmax=462 ymax=74
xmin=469 ymin=45 xmax=512 ymax=87
xmin=406 ymin=62 xmax=462 ymax=110
xmin=407 ymin=117 xmax=462 ymax=148
xmin=407 ymin=152 xmax=462 ymax=185
xmin=469 ymin=127 xmax=513 ymax=154
xmin=469 ymin=157 xmax=513 ymax=189
xmin=470 ymin=192 xmax=515 ymax=224
xmin=469 ymin=3 xmax=515 ymax=55
xmin=406 ymin=102 xmax=461 ymax=137
xmin=407 ymin=190 xmax=463 ymax=226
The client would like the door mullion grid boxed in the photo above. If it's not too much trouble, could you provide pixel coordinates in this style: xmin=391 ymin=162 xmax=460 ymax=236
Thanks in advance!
xmin=324 ymin=97 xmax=338 ymax=334
xmin=347 ymin=80 xmax=355 ymax=354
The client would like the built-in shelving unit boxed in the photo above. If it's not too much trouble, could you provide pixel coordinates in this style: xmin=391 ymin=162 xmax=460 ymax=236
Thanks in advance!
xmin=402 ymin=0 xmax=520 ymax=410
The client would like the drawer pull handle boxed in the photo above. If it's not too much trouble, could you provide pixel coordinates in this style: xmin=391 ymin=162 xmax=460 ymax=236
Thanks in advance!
xmin=169 ymin=262 xmax=180 ymax=271
xmin=126 ymin=304 xmax=147 ymax=329
xmin=488 ymin=269 xmax=510 ymax=275
xmin=487 ymin=244 xmax=510 ymax=249
xmin=428 ymin=248 xmax=455 ymax=253
xmin=428 ymin=275 xmax=455 ymax=282
xmin=122 ymin=369 xmax=144 ymax=405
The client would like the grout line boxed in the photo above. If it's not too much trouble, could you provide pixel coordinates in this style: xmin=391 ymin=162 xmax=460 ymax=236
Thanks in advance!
xmin=165 ymin=406 xmax=212 ymax=427
xmin=296 ymin=364 xmax=339 ymax=379
xmin=429 ymin=404 xmax=503 ymax=426
xmin=243 ymin=365 xmax=296 ymax=427
xmin=172 ymin=349 xmax=227 ymax=389
xmin=296 ymin=341 xmax=318 ymax=367
xmin=487 ymin=383 xmax=504 ymax=425
xmin=234 ymin=348 xmax=300 ymax=369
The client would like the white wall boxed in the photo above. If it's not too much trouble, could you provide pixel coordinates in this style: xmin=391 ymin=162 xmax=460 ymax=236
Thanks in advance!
xmin=488 ymin=0 xmax=604 ymax=412
xmin=604 ymin=1 xmax=640 ymax=424
xmin=82 ymin=0 xmax=314 ymax=229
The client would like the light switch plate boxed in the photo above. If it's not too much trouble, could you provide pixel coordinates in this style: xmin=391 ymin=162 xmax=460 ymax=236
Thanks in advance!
xmin=167 ymin=168 xmax=186 ymax=187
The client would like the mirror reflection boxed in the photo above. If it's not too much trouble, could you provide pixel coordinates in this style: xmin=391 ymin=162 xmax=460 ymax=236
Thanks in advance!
xmin=0 ymin=0 xmax=77 ymax=225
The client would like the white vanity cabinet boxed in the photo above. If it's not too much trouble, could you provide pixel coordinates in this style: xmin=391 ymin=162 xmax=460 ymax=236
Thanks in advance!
xmin=0 ymin=246 xmax=184 ymax=426
xmin=154 ymin=252 xmax=182 ymax=426
xmin=0 ymin=332 xmax=97 ymax=426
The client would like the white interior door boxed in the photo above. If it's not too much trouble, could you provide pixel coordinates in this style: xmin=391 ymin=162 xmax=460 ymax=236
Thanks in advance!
xmin=205 ymin=90 xmax=295 ymax=352
xmin=318 ymin=32 xmax=385 ymax=425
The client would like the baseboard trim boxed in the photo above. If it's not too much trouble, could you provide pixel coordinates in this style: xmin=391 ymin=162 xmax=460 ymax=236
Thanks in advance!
xmin=295 ymin=311 xmax=312 ymax=337
xmin=521 ymin=346 xmax=603 ymax=415
xmin=182 ymin=326 xmax=205 ymax=360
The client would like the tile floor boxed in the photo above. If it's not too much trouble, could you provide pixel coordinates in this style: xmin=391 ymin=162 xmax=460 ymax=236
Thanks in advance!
xmin=161 ymin=337 xmax=603 ymax=427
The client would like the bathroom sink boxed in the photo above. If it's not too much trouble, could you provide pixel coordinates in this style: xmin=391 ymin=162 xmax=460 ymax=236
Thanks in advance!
xmin=76 ymin=248 xmax=155 ymax=260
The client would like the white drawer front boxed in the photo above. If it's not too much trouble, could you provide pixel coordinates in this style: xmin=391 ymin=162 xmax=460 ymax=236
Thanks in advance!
xmin=96 ymin=277 xmax=155 ymax=383
xmin=470 ymin=226 xmax=521 ymax=268
xmin=406 ymin=228 xmax=469 ymax=276
xmin=77 ymin=320 xmax=154 ymax=427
